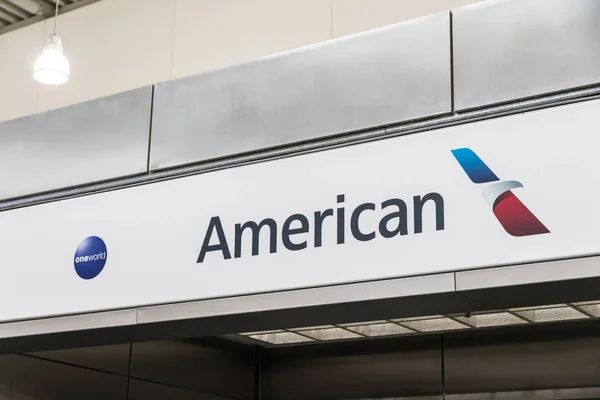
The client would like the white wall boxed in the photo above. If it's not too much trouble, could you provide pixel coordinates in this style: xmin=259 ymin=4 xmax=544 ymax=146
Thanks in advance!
xmin=0 ymin=0 xmax=481 ymax=123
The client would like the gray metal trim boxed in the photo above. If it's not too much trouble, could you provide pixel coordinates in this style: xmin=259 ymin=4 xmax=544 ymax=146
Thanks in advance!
xmin=136 ymin=273 xmax=455 ymax=324
xmin=1 ymin=85 xmax=600 ymax=212
xmin=0 ymin=309 xmax=137 ymax=339
xmin=2 ymin=256 xmax=600 ymax=340
xmin=455 ymin=256 xmax=600 ymax=291
xmin=0 ymin=273 xmax=455 ymax=339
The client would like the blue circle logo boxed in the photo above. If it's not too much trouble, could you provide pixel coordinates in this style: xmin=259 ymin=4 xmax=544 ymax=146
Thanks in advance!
xmin=74 ymin=236 xmax=107 ymax=280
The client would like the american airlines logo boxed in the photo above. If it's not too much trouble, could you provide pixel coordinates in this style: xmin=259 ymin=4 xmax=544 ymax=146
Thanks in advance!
xmin=194 ymin=147 xmax=549 ymax=263
xmin=451 ymin=148 xmax=549 ymax=237
xmin=197 ymin=192 xmax=445 ymax=263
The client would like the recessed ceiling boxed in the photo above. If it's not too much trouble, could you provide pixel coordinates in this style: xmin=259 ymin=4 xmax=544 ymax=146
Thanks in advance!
xmin=0 ymin=0 xmax=101 ymax=36
xmin=238 ymin=301 xmax=599 ymax=346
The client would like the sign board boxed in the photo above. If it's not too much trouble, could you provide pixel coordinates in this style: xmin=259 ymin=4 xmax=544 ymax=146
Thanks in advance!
xmin=2 ymin=99 xmax=600 ymax=322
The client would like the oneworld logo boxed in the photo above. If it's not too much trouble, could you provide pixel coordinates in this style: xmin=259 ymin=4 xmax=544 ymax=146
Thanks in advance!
xmin=451 ymin=148 xmax=549 ymax=237
xmin=74 ymin=236 xmax=107 ymax=279
xmin=197 ymin=192 xmax=445 ymax=263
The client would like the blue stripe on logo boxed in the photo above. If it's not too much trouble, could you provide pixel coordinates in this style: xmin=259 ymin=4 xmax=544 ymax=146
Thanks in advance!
xmin=451 ymin=148 xmax=499 ymax=184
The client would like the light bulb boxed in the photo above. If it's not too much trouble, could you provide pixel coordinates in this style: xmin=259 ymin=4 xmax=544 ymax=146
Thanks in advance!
xmin=33 ymin=35 xmax=70 ymax=85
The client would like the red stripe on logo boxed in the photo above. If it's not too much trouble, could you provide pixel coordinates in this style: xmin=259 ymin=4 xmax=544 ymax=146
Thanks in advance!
xmin=492 ymin=191 xmax=550 ymax=237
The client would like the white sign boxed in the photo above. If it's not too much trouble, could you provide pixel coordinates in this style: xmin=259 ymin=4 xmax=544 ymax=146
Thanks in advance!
xmin=2 ymin=99 xmax=600 ymax=322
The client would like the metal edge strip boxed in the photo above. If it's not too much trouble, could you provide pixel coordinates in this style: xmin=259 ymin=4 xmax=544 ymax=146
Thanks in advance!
xmin=455 ymin=255 xmax=600 ymax=291
xmin=2 ymin=255 xmax=600 ymax=338
xmin=135 ymin=273 xmax=456 ymax=324
xmin=0 ymin=273 xmax=454 ymax=339
xmin=1 ymin=85 xmax=600 ymax=212
xmin=0 ymin=309 xmax=137 ymax=339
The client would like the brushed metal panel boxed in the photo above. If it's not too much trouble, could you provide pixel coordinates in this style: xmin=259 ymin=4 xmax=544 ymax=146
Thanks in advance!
xmin=453 ymin=0 xmax=600 ymax=110
xmin=0 ymin=354 xmax=128 ymax=399
xmin=137 ymin=273 xmax=456 ymax=324
xmin=455 ymin=257 xmax=600 ymax=310
xmin=444 ymin=321 xmax=600 ymax=393
xmin=29 ymin=344 xmax=131 ymax=375
xmin=455 ymin=256 xmax=600 ymax=291
xmin=262 ymin=335 xmax=442 ymax=400
xmin=0 ymin=309 xmax=137 ymax=339
xmin=0 ymin=86 xmax=152 ymax=200
xmin=0 ymin=294 xmax=481 ymax=349
xmin=130 ymin=339 xmax=255 ymax=400
xmin=0 ymin=86 xmax=598 ymax=213
xmin=150 ymin=12 xmax=451 ymax=169
xmin=457 ymin=276 xmax=600 ymax=311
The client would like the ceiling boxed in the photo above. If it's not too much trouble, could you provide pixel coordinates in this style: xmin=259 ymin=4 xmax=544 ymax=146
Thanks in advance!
xmin=238 ymin=300 xmax=600 ymax=346
xmin=0 ymin=0 xmax=100 ymax=36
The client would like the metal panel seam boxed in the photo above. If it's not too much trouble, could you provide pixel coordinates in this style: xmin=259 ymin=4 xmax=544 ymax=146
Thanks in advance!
xmin=145 ymin=85 xmax=155 ymax=173
xmin=449 ymin=10 xmax=455 ymax=113
xmin=1 ymin=85 xmax=600 ymax=212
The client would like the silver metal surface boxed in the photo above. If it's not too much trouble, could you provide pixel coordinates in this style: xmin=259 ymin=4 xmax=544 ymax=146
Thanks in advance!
xmin=0 ymin=0 xmax=102 ymax=35
xmin=0 ymin=309 xmax=137 ymax=338
xmin=453 ymin=0 xmax=600 ymax=110
xmin=1 ymin=255 xmax=598 ymax=341
xmin=136 ymin=273 xmax=455 ymax=324
xmin=149 ymin=12 xmax=451 ymax=170
xmin=0 ymin=86 xmax=151 ymax=200
xmin=3 ymin=85 xmax=600 ymax=212
xmin=0 ymin=272 xmax=481 ymax=340
xmin=455 ymin=256 xmax=600 ymax=291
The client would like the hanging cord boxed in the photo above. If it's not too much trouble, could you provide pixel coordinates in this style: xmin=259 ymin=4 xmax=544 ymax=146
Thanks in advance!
xmin=53 ymin=0 xmax=59 ymax=35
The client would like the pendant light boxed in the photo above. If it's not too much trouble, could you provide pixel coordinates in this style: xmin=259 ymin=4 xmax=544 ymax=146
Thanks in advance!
xmin=33 ymin=1 xmax=70 ymax=85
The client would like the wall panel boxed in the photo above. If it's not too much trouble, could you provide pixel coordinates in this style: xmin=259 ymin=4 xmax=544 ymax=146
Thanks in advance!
xmin=150 ymin=11 xmax=451 ymax=169
xmin=171 ymin=0 xmax=331 ymax=79
xmin=0 ymin=21 xmax=44 ymax=122
xmin=29 ymin=343 xmax=131 ymax=375
xmin=262 ymin=335 xmax=443 ymax=400
xmin=0 ymin=86 xmax=152 ymax=200
xmin=332 ymin=0 xmax=480 ymax=37
xmin=444 ymin=321 xmax=600 ymax=393
xmin=0 ymin=354 xmax=128 ymax=399
xmin=130 ymin=339 xmax=255 ymax=400
xmin=128 ymin=379 xmax=229 ymax=400
xmin=453 ymin=0 xmax=600 ymax=110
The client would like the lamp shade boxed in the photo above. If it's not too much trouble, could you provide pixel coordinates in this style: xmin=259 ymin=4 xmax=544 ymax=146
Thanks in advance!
xmin=33 ymin=35 xmax=70 ymax=85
